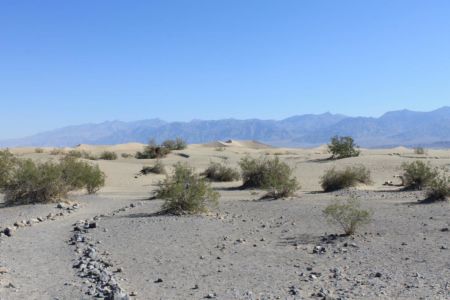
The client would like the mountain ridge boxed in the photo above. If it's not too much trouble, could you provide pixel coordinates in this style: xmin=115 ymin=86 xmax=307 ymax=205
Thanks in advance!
xmin=1 ymin=107 xmax=450 ymax=148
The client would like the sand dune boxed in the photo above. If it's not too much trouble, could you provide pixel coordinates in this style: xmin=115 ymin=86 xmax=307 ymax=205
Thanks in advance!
xmin=0 ymin=144 xmax=449 ymax=299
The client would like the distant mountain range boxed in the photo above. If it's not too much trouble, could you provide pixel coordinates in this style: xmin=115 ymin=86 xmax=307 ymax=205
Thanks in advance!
xmin=1 ymin=107 xmax=450 ymax=148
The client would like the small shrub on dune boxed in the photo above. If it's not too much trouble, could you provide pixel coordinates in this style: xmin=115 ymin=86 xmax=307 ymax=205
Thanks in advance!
xmin=136 ymin=139 xmax=171 ymax=159
xmin=34 ymin=148 xmax=44 ymax=153
xmin=202 ymin=161 xmax=240 ymax=182
xmin=321 ymin=165 xmax=372 ymax=192
xmin=426 ymin=174 xmax=450 ymax=201
xmin=141 ymin=160 xmax=166 ymax=175
xmin=162 ymin=137 xmax=187 ymax=150
xmin=401 ymin=160 xmax=438 ymax=190
xmin=328 ymin=136 xmax=360 ymax=159
xmin=99 ymin=151 xmax=118 ymax=160
xmin=239 ymin=156 xmax=300 ymax=199
xmin=155 ymin=163 xmax=219 ymax=215
xmin=414 ymin=147 xmax=426 ymax=155
xmin=50 ymin=148 xmax=65 ymax=155
xmin=323 ymin=197 xmax=372 ymax=236
xmin=121 ymin=153 xmax=132 ymax=158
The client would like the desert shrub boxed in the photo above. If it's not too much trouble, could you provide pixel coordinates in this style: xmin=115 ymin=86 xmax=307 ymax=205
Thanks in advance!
xmin=155 ymin=163 xmax=219 ymax=214
xmin=321 ymin=165 xmax=372 ymax=192
xmin=141 ymin=160 xmax=166 ymax=175
xmin=136 ymin=139 xmax=172 ymax=159
xmin=239 ymin=156 xmax=300 ymax=198
xmin=426 ymin=174 xmax=450 ymax=201
xmin=1 ymin=156 xmax=105 ymax=205
xmin=34 ymin=148 xmax=44 ymax=153
xmin=328 ymin=136 xmax=360 ymax=159
xmin=50 ymin=148 xmax=65 ymax=155
xmin=202 ymin=161 xmax=240 ymax=182
xmin=323 ymin=197 xmax=372 ymax=235
xmin=65 ymin=150 xmax=97 ymax=160
xmin=99 ymin=151 xmax=117 ymax=160
xmin=401 ymin=160 xmax=438 ymax=190
xmin=0 ymin=150 xmax=17 ymax=187
xmin=162 ymin=137 xmax=187 ymax=150
xmin=121 ymin=153 xmax=133 ymax=158
xmin=414 ymin=147 xmax=426 ymax=155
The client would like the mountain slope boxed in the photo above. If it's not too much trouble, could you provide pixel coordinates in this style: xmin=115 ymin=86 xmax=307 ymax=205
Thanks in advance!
xmin=1 ymin=107 xmax=449 ymax=148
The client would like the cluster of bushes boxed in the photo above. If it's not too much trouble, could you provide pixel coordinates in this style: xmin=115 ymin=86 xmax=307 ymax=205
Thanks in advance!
xmin=202 ymin=161 xmax=240 ymax=182
xmin=136 ymin=138 xmax=186 ymax=159
xmin=401 ymin=160 xmax=449 ymax=201
xmin=239 ymin=156 xmax=299 ymax=199
xmin=0 ymin=150 xmax=105 ymax=205
xmin=155 ymin=163 xmax=219 ymax=215
xmin=320 ymin=165 xmax=372 ymax=192
xmin=34 ymin=148 xmax=44 ymax=153
xmin=414 ymin=147 xmax=426 ymax=155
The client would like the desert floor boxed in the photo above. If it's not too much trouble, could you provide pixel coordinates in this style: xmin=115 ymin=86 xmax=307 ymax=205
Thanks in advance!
xmin=0 ymin=141 xmax=449 ymax=300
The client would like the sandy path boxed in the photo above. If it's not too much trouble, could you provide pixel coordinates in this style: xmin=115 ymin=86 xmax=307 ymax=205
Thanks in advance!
xmin=0 ymin=194 xmax=145 ymax=300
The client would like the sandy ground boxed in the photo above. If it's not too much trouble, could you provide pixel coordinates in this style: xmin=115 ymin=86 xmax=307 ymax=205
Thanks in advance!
xmin=0 ymin=141 xmax=449 ymax=299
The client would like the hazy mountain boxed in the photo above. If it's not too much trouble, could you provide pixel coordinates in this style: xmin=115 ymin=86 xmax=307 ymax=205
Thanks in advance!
xmin=1 ymin=107 xmax=449 ymax=148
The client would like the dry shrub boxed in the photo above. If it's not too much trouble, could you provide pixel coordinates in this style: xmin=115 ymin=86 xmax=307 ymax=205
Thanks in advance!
xmin=141 ymin=160 xmax=166 ymax=175
xmin=323 ymin=197 xmax=372 ymax=235
xmin=202 ymin=161 xmax=240 ymax=182
xmin=320 ymin=165 xmax=372 ymax=192
xmin=155 ymin=163 xmax=219 ymax=214
xmin=0 ymin=155 xmax=105 ymax=205
xmin=401 ymin=160 xmax=438 ymax=190
xmin=239 ymin=156 xmax=299 ymax=199
xmin=99 ymin=151 xmax=118 ymax=160
xmin=426 ymin=174 xmax=450 ymax=201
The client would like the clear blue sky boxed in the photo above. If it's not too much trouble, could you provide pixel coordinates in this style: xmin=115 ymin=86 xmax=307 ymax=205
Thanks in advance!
xmin=1 ymin=1 xmax=449 ymax=139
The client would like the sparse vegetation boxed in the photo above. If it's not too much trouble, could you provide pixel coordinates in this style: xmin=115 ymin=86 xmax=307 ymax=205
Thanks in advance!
xmin=162 ymin=137 xmax=187 ymax=150
xmin=155 ymin=163 xmax=219 ymax=214
xmin=401 ymin=160 xmax=438 ymax=190
xmin=320 ymin=165 xmax=372 ymax=192
xmin=239 ymin=156 xmax=299 ymax=198
xmin=141 ymin=160 xmax=166 ymax=175
xmin=136 ymin=139 xmax=172 ymax=159
xmin=0 ymin=155 xmax=105 ymax=205
xmin=328 ymin=136 xmax=360 ymax=159
xmin=202 ymin=161 xmax=240 ymax=182
xmin=99 ymin=151 xmax=118 ymax=160
xmin=65 ymin=150 xmax=97 ymax=160
xmin=426 ymin=174 xmax=450 ymax=201
xmin=323 ymin=197 xmax=372 ymax=235
xmin=121 ymin=153 xmax=133 ymax=158
xmin=34 ymin=148 xmax=44 ymax=153
xmin=0 ymin=150 xmax=17 ymax=187
xmin=414 ymin=147 xmax=426 ymax=155
xmin=50 ymin=148 xmax=65 ymax=155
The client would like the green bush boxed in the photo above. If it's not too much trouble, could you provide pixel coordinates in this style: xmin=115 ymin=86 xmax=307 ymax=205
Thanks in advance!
xmin=323 ymin=197 xmax=372 ymax=235
xmin=0 ymin=150 xmax=18 ymax=187
xmin=136 ymin=139 xmax=172 ymax=159
xmin=202 ymin=161 xmax=240 ymax=182
xmin=328 ymin=136 xmax=360 ymax=159
xmin=320 ymin=165 xmax=372 ymax=192
xmin=401 ymin=160 xmax=438 ymax=190
xmin=141 ymin=160 xmax=166 ymax=175
xmin=156 ymin=163 xmax=219 ymax=215
xmin=99 ymin=151 xmax=118 ymax=160
xmin=34 ymin=148 xmax=44 ymax=153
xmin=239 ymin=156 xmax=300 ymax=198
xmin=162 ymin=137 xmax=187 ymax=150
xmin=0 ymin=156 xmax=105 ymax=205
xmin=426 ymin=174 xmax=449 ymax=201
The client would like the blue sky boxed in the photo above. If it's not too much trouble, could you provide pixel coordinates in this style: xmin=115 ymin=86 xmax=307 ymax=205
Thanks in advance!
xmin=1 ymin=1 xmax=449 ymax=139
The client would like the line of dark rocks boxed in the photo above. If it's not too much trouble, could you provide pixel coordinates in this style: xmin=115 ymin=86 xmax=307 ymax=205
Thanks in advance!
xmin=0 ymin=202 xmax=80 ymax=238
xmin=69 ymin=202 xmax=142 ymax=299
